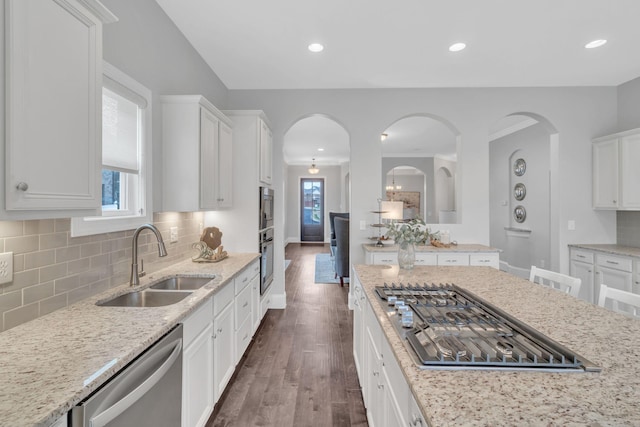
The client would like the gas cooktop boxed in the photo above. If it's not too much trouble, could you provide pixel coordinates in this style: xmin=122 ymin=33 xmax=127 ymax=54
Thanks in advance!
xmin=375 ymin=283 xmax=600 ymax=372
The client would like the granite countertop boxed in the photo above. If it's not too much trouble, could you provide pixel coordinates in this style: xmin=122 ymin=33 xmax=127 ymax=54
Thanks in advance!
xmin=0 ymin=252 xmax=260 ymax=427
xmin=354 ymin=264 xmax=640 ymax=426
xmin=569 ymin=243 xmax=640 ymax=258
xmin=362 ymin=243 xmax=500 ymax=253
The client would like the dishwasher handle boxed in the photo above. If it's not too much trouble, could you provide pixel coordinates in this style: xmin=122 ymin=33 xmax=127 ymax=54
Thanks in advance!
xmin=89 ymin=337 xmax=183 ymax=427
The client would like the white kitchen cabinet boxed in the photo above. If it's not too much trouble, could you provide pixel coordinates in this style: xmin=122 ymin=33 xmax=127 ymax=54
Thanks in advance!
xmin=408 ymin=394 xmax=427 ymax=427
xmin=234 ymin=280 xmax=253 ymax=362
xmin=251 ymin=274 xmax=261 ymax=334
xmin=261 ymin=285 xmax=273 ymax=319
xmin=595 ymin=253 xmax=633 ymax=303
xmin=3 ymin=0 xmax=116 ymax=219
xmin=212 ymin=282 xmax=235 ymax=403
xmin=182 ymin=298 xmax=214 ymax=427
xmin=162 ymin=95 xmax=233 ymax=212
xmin=49 ymin=414 xmax=67 ymax=427
xmin=259 ymin=119 xmax=273 ymax=185
xmin=365 ymin=247 xmax=499 ymax=269
xmin=592 ymin=128 xmax=640 ymax=210
xmin=437 ymin=253 xmax=470 ymax=266
xmin=352 ymin=278 xmax=365 ymax=380
xmin=569 ymin=248 xmax=596 ymax=303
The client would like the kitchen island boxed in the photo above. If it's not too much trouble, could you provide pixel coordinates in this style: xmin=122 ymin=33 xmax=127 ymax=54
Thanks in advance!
xmin=354 ymin=264 xmax=640 ymax=426
xmin=0 ymin=253 xmax=259 ymax=427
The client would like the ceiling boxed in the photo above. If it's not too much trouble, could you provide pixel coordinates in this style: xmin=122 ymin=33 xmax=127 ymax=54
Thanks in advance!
xmin=155 ymin=0 xmax=640 ymax=164
xmin=156 ymin=0 xmax=640 ymax=90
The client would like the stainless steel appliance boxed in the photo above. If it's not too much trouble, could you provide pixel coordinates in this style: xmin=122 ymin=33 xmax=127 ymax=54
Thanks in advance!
xmin=71 ymin=325 xmax=183 ymax=426
xmin=259 ymin=227 xmax=274 ymax=295
xmin=259 ymin=187 xmax=274 ymax=230
xmin=375 ymin=283 xmax=600 ymax=372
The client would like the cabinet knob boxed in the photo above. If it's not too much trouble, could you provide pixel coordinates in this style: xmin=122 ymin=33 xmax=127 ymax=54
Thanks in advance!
xmin=16 ymin=182 xmax=28 ymax=191
xmin=412 ymin=414 xmax=424 ymax=426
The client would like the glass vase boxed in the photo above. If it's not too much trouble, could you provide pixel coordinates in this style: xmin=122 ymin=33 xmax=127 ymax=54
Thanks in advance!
xmin=398 ymin=241 xmax=416 ymax=270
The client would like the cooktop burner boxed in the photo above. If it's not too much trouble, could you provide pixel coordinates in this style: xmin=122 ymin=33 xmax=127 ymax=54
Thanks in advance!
xmin=375 ymin=283 xmax=600 ymax=372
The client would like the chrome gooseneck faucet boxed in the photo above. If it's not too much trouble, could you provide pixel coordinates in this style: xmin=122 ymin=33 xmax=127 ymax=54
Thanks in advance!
xmin=130 ymin=224 xmax=168 ymax=286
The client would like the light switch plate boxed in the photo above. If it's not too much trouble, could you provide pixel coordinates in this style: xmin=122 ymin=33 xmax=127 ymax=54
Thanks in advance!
xmin=170 ymin=227 xmax=178 ymax=243
xmin=568 ymin=220 xmax=576 ymax=231
xmin=0 ymin=252 xmax=13 ymax=285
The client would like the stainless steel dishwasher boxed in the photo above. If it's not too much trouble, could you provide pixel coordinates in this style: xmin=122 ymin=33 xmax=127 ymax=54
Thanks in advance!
xmin=71 ymin=324 xmax=183 ymax=427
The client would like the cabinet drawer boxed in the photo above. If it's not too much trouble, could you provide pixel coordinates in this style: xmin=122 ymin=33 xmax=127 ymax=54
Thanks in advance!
xmin=596 ymin=254 xmax=632 ymax=272
xmin=438 ymin=254 xmax=469 ymax=266
xmin=234 ymin=261 xmax=259 ymax=294
xmin=183 ymin=298 xmax=213 ymax=348
xmin=235 ymin=282 xmax=252 ymax=327
xmin=469 ymin=253 xmax=499 ymax=269
xmin=213 ymin=282 xmax=234 ymax=316
xmin=570 ymin=249 xmax=594 ymax=264
xmin=372 ymin=253 xmax=398 ymax=265
xmin=414 ymin=254 xmax=437 ymax=266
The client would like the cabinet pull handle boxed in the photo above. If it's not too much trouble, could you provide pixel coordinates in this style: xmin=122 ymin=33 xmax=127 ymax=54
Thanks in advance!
xmin=16 ymin=182 xmax=28 ymax=191
xmin=577 ymin=254 xmax=586 ymax=259
xmin=606 ymin=260 xmax=619 ymax=265
xmin=243 ymin=301 xmax=249 ymax=308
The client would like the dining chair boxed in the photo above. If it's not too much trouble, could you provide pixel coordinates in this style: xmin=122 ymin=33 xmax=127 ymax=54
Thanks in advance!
xmin=597 ymin=284 xmax=640 ymax=318
xmin=529 ymin=266 xmax=582 ymax=298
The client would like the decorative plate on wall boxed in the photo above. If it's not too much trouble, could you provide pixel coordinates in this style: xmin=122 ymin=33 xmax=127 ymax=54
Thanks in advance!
xmin=513 ymin=158 xmax=526 ymax=176
xmin=514 ymin=183 xmax=526 ymax=201
xmin=514 ymin=205 xmax=526 ymax=223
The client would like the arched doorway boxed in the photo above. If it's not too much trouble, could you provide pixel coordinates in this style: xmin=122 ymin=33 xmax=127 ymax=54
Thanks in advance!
xmin=283 ymin=115 xmax=350 ymax=243
xmin=489 ymin=113 xmax=559 ymax=277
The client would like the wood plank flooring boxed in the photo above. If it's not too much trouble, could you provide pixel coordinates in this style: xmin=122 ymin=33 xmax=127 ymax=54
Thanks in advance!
xmin=206 ymin=243 xmax=368 ymax=427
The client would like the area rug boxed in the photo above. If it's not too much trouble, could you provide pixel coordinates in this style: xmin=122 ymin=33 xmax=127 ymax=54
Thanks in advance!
xmin=314 ymin=253 xmax=348 ymax=284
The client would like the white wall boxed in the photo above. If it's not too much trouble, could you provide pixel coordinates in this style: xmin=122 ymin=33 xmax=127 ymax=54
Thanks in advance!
xmin=285 ymin=165 xmax=343 ymax=243
xmin=618 ymin=76 xmax=640 ymax=131
xmin=227 ymin=87 xmax=618 ymax=275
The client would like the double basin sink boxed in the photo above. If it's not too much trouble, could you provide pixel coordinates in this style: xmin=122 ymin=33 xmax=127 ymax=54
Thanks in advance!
xmin=98 ymin=276 xmax=214 ymax=307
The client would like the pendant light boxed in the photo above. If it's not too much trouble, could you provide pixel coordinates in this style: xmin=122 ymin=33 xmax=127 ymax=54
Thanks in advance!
xmin=385 ymin=167 xmax=402 ymax=191
xmin=308 ymin=158 xmax=319 ymax=174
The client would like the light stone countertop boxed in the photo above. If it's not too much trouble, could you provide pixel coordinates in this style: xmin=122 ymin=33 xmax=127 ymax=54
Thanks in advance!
xmin=354 ymin=264 xmax=640 ymax=426
xmin=0 ymin=252 xmax=260 ymax=427
xmin=569 ymin=243 xmax=640 ymax=258
xmin=362 ymin=243 xmax=501 ymax=253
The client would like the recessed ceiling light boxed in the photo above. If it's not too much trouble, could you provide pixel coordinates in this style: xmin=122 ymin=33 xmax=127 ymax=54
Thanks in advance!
xmin=317 ymin=148 xmax=324 ymax=151
xmin=585 ymin=39 xmax=607 ymax=49
xmin=308 ymin=43 xmax=324 ymax=53
xmin=381 ymin=133 xmax=388 ymax=141
xmin=449 ymin=42 xmax=466 ymax=52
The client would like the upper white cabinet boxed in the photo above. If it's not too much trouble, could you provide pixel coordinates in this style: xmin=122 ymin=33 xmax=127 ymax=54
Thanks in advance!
xmin=259 ymin=119 xmax=273 ymax=185
xmin=3 ymin=0 xmax=117 ymax=219
xmin=593 ymin=128 xmax=640 ymax=210
xmin=162 ymin=95 xmax=233 ymax=211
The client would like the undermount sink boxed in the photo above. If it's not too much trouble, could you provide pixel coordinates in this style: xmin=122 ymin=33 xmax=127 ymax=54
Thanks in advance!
xmin=149 ymin=276 xmax=214 ymax=291
xmin=98 ymin=290 xmax=192 ymax=307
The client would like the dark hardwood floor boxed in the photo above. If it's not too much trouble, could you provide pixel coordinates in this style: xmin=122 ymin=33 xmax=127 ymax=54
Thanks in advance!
xmin=206 ymin=243 xmax=367 ymax=427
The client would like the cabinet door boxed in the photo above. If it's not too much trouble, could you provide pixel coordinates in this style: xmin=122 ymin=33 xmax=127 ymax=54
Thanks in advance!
xmin=469 ymin=253 xmax=500 ymax=269
xmin=5 ymin=0 xmax=109 ymax=213
xmin=251 ymin=274 xmax=261 ymax=333
xmin=408 ymin=394 xmax=427 ymax=427
xmin=595 ymin=265 xmax=633 ymax=302
xmin=200 ymin=107 xmax=220 ymax=210
xmin=217 ymin=121 xmax=233 ymax=208
xmin=213 ymin=302 xmax=235 ymax=403
xmin=372 ymin=253 xmax=398 ymax=265
xmin=592 ymin=138 xmax=619 ymax=209
xmin=352 ymin=282 xmax=365 ymax=380
xmin=183 ymin=323 xmax=214 ymax=427
xmin=620 ymin=133 xmax=640 ymax=209
xmin=259 ymin=120 xmax=273 ymax=184
xmin=569 ymin=259 xmax=595 ymax=303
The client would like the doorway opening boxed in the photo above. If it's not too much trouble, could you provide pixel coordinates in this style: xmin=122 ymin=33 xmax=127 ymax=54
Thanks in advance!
xmin=300 ymin=177 xmax=324 ymax=242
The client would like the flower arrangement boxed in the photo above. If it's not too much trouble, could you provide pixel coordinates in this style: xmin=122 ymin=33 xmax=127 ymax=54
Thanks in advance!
xmin=385 ymin=218 xmax=430 ymax=246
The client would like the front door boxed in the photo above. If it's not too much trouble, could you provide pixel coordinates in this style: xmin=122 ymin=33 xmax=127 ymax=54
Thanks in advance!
xmin=300 ymin=178 xmax=324 ymax=242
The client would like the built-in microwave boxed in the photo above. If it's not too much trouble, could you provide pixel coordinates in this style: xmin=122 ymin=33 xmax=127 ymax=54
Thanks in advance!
xmin=259 ymin=187 xmax=274 ymax=230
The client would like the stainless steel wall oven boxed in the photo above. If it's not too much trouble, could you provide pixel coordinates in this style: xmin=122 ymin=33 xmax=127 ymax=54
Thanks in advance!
xmin=259 ymin=187 xmax=274 ymax=230
xmin=259 ymin=227 xmax=274 ymax=294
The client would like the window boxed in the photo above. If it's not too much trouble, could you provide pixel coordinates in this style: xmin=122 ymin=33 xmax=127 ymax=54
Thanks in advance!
xmin=71 ymin=62 xmax=152 ymax=236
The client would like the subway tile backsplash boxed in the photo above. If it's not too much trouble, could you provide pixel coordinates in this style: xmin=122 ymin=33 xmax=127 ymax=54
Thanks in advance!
xmin=0 ymin=212 xmax=204 ymax=332
xmin=617 ymin=211 xmax=640 ymax=248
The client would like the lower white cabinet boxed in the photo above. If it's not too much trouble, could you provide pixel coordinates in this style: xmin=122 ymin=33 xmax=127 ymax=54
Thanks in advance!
xmin=360 ymin=278 xmax=411 ymax=427
xmin=182 ymin=298 xmax=214 ymax=427
xmin=365 ymin=248 xmax=499 ymax=269
xmin=213 ymin=294 xmax=235 ymax=403
xmin=352 ymin=281 xmax=365 ymax=380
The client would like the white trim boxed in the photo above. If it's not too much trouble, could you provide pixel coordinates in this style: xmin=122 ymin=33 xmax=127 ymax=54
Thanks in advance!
xmin=71 ymin=62 xmax=153 ymax=237
xmin=489 ymin=117 xmax=538 ymax=141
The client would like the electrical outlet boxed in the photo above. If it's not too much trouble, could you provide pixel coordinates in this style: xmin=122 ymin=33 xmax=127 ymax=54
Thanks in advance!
xmin=170 ymin=227 xmax=178 ymax=243
xmin=360 ymin=220 xmax=367 ymax=230
xmin=0 ymin=252 xmax=13 ymax=285
xmin=568 ymin=220 xmax=576 ymax=230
